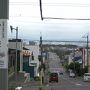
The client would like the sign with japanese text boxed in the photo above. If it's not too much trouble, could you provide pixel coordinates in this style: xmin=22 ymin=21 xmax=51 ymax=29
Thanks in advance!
xmin=0 ymin=19 xmax=8 ymax=69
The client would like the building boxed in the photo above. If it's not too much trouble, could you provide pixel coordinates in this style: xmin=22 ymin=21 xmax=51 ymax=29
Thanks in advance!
xmin=22 ymin=47 xmax=34 ymax=78
xmin=82 ymin=48 xmax=90 ymax=72
xmin=24 ymin=43 xmax=40 ymax=77
xmin=8 ymin=39 xmax=23 ymax=72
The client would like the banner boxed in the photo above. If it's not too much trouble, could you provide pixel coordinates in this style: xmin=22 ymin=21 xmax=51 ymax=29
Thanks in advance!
xmin=0 ymin=19 xmax=8 ymax=69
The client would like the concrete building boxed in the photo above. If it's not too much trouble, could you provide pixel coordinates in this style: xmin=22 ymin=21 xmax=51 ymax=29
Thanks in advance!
xmin=8 ymin=39 xmax=23 ymax=72
xmin=68 ymin=48 xmax=90 ymax=73
xmin=24 ymin=43 xmax=40 ymax=77
xmin=83 ymin=48 xmax=90 ymax=72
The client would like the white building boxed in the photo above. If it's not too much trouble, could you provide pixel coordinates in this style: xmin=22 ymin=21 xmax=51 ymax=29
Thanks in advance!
xmin=25 ymin=44 xmax=40 ymax=76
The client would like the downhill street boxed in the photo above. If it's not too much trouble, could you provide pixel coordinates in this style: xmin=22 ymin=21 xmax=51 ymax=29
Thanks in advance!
xmin=46 ymin=52 xmax=90 ymax=90
xmin=22 ymin=52 xmax=90 ymax=90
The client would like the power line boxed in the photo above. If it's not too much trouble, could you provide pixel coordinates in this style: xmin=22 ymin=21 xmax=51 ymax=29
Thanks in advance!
xmin=9 ymin=2 xmax=38 ymax=5
xmin=10 ymin=1 xmax=90 ymax=21
xmin=43 ymin=17 xmax=90 ymax=20
xmin=10 ymin=14 xmax=90 ymax=21
xmin=39 ymin=0 xmax=90 ymax=21
xmin=10 ymin=15 xmax=39 ymax=18
xmin=9 ymin=2 xmax=90 ymax=7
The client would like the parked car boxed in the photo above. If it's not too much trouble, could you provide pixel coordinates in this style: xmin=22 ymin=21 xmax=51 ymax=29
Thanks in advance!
xmin=83 ymin=73 xmax=90 ymax=81
xmin=49 ymin=72 xmax=58 ymax=82
xmin=69 ymin=72 xmax=75 ymax=78
xmin=59 ymin=72 xmax=63 ymax=75
xmin=15 ymin=86 xmax=22 ymax=90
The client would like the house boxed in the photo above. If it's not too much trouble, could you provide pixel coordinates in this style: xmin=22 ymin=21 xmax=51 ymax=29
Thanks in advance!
xmin=68 ymin=48 xmax=90 ymax=72
xmin=21 ymin=47 xmax=34 ymax=78
xmin=74 ymin=49 xmax=82 ymax=64
xmin=8 ymin=39 xmax=23 ymax=72
xmin=8 ymin=39 xmax=38 ymax=79
xmin=24 ymin=43 xmax=40 ymax=77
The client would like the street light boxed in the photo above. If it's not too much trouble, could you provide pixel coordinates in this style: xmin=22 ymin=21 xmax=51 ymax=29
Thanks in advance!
xmin=10 ymin=25 xmax=18 ymax=86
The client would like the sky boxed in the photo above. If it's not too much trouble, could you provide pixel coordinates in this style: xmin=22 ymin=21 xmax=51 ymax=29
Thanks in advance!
xmin=9 ymin=0 xmax=90 ymax=41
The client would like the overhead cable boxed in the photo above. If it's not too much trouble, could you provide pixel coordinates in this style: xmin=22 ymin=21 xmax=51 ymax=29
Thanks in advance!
xmin=43 ymin=17 xmax=90 ymax=20
xmin=10 ymin=2 xmax=90 ymax=7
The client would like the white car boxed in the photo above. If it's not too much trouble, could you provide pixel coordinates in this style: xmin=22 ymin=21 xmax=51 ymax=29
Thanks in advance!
xmin=69 ymin=72 xmax=75 ymax=78
xmin=15 ymin=87 xmax=22 ymax=90
xmin=83 ymin=73 xmax=90 ymax=81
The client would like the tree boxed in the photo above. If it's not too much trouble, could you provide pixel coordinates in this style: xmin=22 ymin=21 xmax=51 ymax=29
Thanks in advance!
xmin=64 ymin=64 xmax=69 ymax=71
xmin=68 ymin=62 xmax=84 ymax=76
xmin=68 ymin=62 xmax=75 ymax=70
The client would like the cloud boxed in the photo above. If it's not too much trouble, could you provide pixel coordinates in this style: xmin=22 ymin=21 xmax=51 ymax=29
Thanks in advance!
xmin=9 ymin=0 xmax=90 ymax=40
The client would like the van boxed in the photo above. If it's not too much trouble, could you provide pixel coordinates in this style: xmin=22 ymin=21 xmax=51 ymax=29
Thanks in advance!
xmin=83 ymin=73 xmax=90 ymax=81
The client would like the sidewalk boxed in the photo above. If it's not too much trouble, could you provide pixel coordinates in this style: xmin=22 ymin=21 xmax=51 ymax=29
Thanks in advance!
xmin=8 ymin=72 xmax=26 ymax=89
xmin=9 ymin=72 xmax=41 ymax=89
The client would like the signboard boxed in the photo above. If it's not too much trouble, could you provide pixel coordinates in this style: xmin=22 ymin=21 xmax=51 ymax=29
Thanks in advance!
xmin=0 ymin=19 xmax=8 ymax=69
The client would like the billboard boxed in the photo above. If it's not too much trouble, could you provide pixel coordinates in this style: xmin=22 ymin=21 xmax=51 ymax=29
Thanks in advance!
xmin=0 ymin=19 xmax=8 ymax=69
xmin=74 ymin=50 xmax=83 ymax=64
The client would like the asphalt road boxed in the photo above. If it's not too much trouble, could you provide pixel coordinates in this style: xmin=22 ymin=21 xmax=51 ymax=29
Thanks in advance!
xmin=46 ymin=52 xmax=90 ymax=90
xmin=22 ymin=52 xmax=90 ymax=90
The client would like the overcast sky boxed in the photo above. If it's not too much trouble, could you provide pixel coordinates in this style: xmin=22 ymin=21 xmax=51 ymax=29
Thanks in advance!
xmin=9 ymin=0 xmax=90 ymax=41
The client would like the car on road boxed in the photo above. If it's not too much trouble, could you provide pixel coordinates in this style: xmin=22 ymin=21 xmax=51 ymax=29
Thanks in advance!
xmin=69 ymin=72 xmax=75 ymax=78
xmin=59 ymin=72 xmax=63 ymax=75
xmin=49 ymin=72 xmax=58 ymax=82
xmin=15 ymin=86 xmax=22 ymax=90
xmin=83 ymin=73 xmax=90 ymax=81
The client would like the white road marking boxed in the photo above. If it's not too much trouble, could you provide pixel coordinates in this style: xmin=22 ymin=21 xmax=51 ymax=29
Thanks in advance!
xmin=76 ymin=83 xmax=82 ymax=86
xmin=62 ymin=78 xmax=67 ymax=80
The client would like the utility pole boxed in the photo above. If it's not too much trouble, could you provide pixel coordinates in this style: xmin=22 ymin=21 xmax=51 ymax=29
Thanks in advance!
xmin=82 ymin=34 xmax=90 ymax=72
xmin=87 ymin=35 xmax=89 ymax=68
xmin=39 ymin=35 xmax=44 ymax=90
xmin=39 ymin=0 xmax=43 ymax=20
xmin=0 ymin=0 xmax=9 ymax=90
xmin=72 ymin=49 xmax=76 ymax=74
xmin=86 ymin=34 xmax=90 ymax=73
xmin=40 ymin=36 xmax=43 ymax=64
xmin=10 ymin=26 xmax=18 ymax=87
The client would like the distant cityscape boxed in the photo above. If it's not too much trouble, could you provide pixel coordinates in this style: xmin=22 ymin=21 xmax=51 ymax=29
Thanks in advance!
xmin=22 ymin=39 xmax=89 ymax=47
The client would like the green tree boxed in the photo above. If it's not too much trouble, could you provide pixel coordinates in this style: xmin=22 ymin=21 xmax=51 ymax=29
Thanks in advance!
xmin=64 ymin=64 xmax=69 ymax=71
xmin=68 ymin=62 xmax=75 ymax=70
xmin=68 ymin=62 xmax=84 ymax=76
